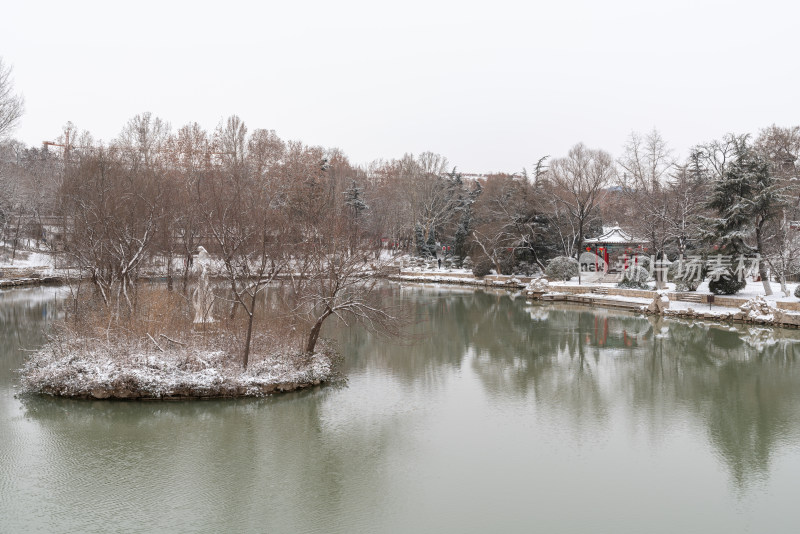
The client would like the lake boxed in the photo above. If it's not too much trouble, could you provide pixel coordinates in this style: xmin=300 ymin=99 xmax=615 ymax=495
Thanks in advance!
xmin=2 ymin=283 xmax=800 ymax=533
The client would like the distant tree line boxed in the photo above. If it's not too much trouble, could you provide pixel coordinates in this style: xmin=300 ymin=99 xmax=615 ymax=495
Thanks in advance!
xmin=1 ymin=114 xmax=799 ymax=299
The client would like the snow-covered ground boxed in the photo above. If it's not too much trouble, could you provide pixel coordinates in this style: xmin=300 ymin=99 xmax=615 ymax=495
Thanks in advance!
xmin=694 ymin=280 xmax=795 ymax=303
xmin=548 ymin=278 xmax=799 ymax=304
xmin=0 ymin=249 xmax=54 ymax=270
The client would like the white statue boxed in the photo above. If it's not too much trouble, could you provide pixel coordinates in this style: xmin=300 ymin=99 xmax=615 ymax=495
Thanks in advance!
xmin=192 ymin=246 xmax=215 ymax=323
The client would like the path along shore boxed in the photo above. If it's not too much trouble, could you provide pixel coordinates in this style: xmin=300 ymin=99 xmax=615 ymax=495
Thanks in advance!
xmin=390 ymin=270 xmax=800 ymax=329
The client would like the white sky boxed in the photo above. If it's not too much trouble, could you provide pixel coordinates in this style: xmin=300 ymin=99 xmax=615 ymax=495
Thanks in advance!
xmin=3 ymin=0 xmax=799 ymax=173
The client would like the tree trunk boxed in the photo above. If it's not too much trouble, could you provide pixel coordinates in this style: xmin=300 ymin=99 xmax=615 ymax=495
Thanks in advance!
xmin=11 ymin=213 xmax=22 ymax=262
xmin=577 ymin=219 xmax=584 ymax=285
xmin=755 ymin=225 xmax=772 ymax=296
xmin=242 ymin=289 xmax=262 ymax=369
xmin=491 ymin=253 xmax=502 ymax=276
xmin=182 ymin=252 xmax=192 ymax=294
xmin=306 ymin=310 xmax=331 ymax=354
xmin=243 ymin=312 xmax=254 ymax=369
xmin=166 ymin=249 xmax=174 ymax=291
xmin=758 ymin=261 xmax=772 ymax=296
xmin=229 ymin=278 xmax=240 ymax=319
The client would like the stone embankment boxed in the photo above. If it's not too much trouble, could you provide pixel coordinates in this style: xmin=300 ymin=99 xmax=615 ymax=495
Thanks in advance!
xmin=0 ymin=266 xmax=63 ymax=288
xmin=525 ymin=279 xmax=800 ymax=329
xmin=389 ymin=270 xmax=532 ymax=288
xmin=392 ymin=269 xmax=800 ymax=329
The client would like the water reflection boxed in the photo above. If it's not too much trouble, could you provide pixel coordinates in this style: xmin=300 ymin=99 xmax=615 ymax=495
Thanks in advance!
xmin=336 ymin=285 xmax=800 ymax=490
xmin=4 ymin=284 xmax=800 ymax=532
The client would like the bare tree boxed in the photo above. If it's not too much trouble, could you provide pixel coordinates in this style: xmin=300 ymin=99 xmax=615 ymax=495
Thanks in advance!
xmin=274 ymin=151 xmax=402 ymax=354
xmin=203 ymin=168 xmax=288 ymax=367
xmin=199 ymin=119 xmax=295 ymax=367
xmin=214 ymin=115 xmax=247 ymax=171
xmin=117 ymin=112 xmax=171 ymax=169
xmin=0 ymin=58 xmax=24 ymax=139
xmin=754 ymin=125 xmax=800 ymax=183
xmin=60 ymin=146 xmax=163 ymax=310
xmin=290 ymin=214 xmax=398 ymax=354
xmin=664 ymin=158 xmax=710 ymax=256
xmin=617 ymin=129 xmax=675 ymax=257
xmin=755 ymin=125 xmax=800 ymax=294
xmin=170 ymin=122 xmax=213 ymax=290
xmin=545 ymin=143 xmax=616 ymax=271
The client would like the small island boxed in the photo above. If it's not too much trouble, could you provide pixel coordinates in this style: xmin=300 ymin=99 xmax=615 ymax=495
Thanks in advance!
xmin=15 ymin=119 xmax=399 ymax=399
xmin=21 ymin=335 xmax=335 ymax=399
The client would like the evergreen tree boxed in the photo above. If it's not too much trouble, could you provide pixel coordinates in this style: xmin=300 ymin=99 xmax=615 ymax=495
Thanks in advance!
xmin=343 ymin=179 xmax=368 ymax=218
xmin=453 ymin=213 xmax=471 ymax=263
xmin=706 ymin=135 xmax=787 ymax=295
xmin=414 ymin=222 xmax=428 ymax=257
xmin=426 ymin=226 xmax=438 ymax=257
xmin=452 ymin=180 xmax=481 ymax=263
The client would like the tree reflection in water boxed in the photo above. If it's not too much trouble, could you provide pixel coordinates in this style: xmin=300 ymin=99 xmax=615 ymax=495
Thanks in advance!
xmin=10 ymin=283 xmax=800 ymax=505
xmin=338 ymin=285 xmax=800 ymax=490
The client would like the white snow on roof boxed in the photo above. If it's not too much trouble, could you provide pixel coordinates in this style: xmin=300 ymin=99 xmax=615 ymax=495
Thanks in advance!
xmin=585 ymin=226 xmax=646 ymax=244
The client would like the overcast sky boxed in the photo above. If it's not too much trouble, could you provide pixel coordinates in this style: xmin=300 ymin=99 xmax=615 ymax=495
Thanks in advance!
xmin=3 ymin=0 xmax=799 ymax=172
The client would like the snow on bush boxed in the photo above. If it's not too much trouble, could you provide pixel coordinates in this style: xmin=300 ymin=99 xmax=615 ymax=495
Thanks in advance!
xmin=708 ymin=270 xmax=746 ymax=295
xmin=618 ymin=265 xmax=650 ymax=289
xmin=515 ymin=261 xmax=541 ymax=277
xmin=668 ymin=258 xmax=704 ymax=292
xmin=526 ymin=277 xmax=550 ymax=294
xmin=472 ymin=258 xmax=494 ymax=278
xmin=632 ymin=255 xmax=651 ymax=272
xmin=544 ymin=256 xmax=578 ymax=281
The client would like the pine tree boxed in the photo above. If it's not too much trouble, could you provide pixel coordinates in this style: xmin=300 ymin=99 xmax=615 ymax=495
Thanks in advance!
xmin=706 ymin=135 xmax=787 ymax=295
xmin=452 ymin=180 xmax=481 ymax=263
xmin=343 ymin=179 xmax=368 ymax=218
xmin=426 ymin=226 xmax=437 ymax=257
xmin=415 ymin=223 xmax=428 ymax=257
xmin=453 ymin=214 xmax=471 ymax=263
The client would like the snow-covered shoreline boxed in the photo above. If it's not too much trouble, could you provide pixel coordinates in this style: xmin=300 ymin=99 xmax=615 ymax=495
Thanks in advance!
xmin=20 ymin=339 xmax=337 ymax=400
xmin=394 ymin=269 xmax=800 ymax=329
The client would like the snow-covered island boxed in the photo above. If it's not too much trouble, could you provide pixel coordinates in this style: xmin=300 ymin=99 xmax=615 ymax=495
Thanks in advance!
xmin=20 ymin=334 xmax=338 ymax=399
xmin=11 ymin=245 xmax=345 ymax=400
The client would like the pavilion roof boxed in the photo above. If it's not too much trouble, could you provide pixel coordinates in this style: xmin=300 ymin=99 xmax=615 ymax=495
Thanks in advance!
xmin=585 ymin=226 xmax=646 ymax=245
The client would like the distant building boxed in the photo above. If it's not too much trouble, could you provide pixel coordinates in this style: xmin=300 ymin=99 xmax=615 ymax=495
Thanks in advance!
xmin=584 ymin=226 xmax=647 ymax=271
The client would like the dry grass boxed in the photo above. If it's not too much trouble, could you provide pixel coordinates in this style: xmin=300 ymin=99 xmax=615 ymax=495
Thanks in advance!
xmin=58 ymin=284 xmax=307 ymax=361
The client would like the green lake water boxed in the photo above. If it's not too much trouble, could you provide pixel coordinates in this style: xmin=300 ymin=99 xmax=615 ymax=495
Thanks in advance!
xmin=2 ymin=284 xmax=800 ymax=533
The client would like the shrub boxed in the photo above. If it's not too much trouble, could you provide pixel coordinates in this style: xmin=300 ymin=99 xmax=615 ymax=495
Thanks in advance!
xmin=472 ymin=258 xmax=493 ymax=278
xmin=516 ymin=261 xmax=541 ymax=277
xmin=617 ymin=265 xmax=650 ymax=289
xmin=708 ymin=271 xmax=746 ymax=295
xmin=545 ymin=256 xmax=578 ymax=281
xmin=462 ymin=256 xmax=474 ymax=271
xmin=668 ymin=258 xmax=705 ymax=291
xmin=631 ymin=255 xmax=651 ymax=272
xmin=497 ymin=255 xmax=515 ymax=276
xmin=795 ymin=285 xmax=800 ymax=299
